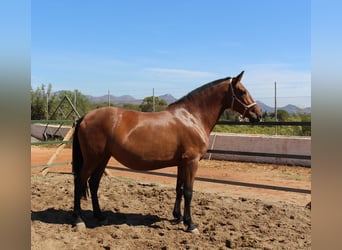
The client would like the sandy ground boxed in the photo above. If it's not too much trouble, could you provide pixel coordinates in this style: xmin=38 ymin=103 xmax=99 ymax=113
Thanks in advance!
xmin=31 ymin=146 xmax=311 ymax=249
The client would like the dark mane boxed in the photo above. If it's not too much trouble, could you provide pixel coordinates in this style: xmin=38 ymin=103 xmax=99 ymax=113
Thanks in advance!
xmin=168 ymin=76 xmax=232 ymax=106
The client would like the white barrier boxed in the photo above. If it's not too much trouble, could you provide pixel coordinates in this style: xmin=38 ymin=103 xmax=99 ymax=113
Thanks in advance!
xmin=205 ymin=133 xmax=311 ymax=167
xmin=31 ymin=123 xmax=72 ymax=141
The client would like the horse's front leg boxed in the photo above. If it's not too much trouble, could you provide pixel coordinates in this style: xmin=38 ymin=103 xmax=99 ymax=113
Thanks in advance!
xmin=89 ymin=174 xmax=107 ymax=224
xmin=89 ymin=162 xmax=109 ymax=225
xmin=172 ymin=166 xmax=184 ymax=224
xmin=183 ymin=159 xmax=199 ymax=234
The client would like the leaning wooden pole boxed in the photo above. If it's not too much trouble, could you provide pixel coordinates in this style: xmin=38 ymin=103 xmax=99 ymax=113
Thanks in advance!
xmin=41 ymin=126 xmax=75 ymax=176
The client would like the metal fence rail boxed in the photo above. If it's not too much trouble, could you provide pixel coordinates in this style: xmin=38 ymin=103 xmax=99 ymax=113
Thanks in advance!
xmin=207 ymin=149 xmax=311 ymax=160
xmin=31 ymin=140 xmax=72 ymax=146
xmin=216 ymin=121 xmax=311 ymax=126
xmin=106 ymin=165 xmax=311 ymax=194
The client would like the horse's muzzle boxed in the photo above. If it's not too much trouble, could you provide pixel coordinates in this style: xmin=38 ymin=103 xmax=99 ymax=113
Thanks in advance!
xmin=249 ymin=112 xmax=262 ymax=123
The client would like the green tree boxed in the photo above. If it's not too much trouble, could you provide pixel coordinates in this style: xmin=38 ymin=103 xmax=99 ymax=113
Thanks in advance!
xmin=299 ymin=113 xmax=311 ymax=136
xmin=31 ymin=84 xmax=92 ymax=120
xmin=220 ymin=109 xmax=240 ymax=121
xmin=31 ymin=83 xmax=57 ymax=120
xmin=276 ymin=110 xmax=290 ymax=121
xmin=122 ymin=103 xmax=141 ymax=111
xmin=139 ymin=96 xmax=167 ymax=112
xmin=31 ymin=85 xmax=45 ymax=120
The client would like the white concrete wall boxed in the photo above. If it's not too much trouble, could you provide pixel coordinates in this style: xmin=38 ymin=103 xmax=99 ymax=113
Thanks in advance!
xmin=205 ymin=133 xmax=311 ymax=167
xmin=31 ymin=123 xmax=72 ymax=140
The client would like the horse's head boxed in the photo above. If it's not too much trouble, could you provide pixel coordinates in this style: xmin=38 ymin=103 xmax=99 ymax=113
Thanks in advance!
xmin=229 ymin=71 xmax=262 ymax=123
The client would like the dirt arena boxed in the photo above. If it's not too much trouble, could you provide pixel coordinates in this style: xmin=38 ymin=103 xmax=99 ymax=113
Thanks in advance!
xmin=31 ymin=146 xmax=311 ymax=249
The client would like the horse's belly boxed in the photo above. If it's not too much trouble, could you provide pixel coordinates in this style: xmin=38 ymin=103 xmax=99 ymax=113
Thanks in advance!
xmin=112 ymin=151 xmax=179 ymax=170
xmin=110 ymin=141 xmax=180 ymax=170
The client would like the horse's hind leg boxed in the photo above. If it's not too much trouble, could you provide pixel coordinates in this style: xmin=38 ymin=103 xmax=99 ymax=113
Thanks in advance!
xmin=88 ymin=155 xmax=110 ymax=224
xmin=73 ymin=162 xmax=94 ymax=228
xmin=73 ymin=172 xmax=87 ymax=227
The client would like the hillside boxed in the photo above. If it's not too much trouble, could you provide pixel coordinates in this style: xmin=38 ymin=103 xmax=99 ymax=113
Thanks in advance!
xmin=85 ymin=94 xmax=177 ymax=106
xmin=256 ymin=101 xmax=311 ymax=114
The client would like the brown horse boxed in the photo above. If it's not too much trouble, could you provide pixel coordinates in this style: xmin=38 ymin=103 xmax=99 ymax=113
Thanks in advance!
xmin=72 ymin=71 xmax=262 ymax=233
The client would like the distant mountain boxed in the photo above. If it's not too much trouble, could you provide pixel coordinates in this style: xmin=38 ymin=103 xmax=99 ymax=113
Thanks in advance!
xmin=256 ymin=101 xmax=273 ymax=113
xmin=158 ymin=94 xmax=177 ymax=104
xmin=86 ymin=94 xmax=141 ymax=105
xmin=85 ymin=94 xmax=178 ymax=105
xmin=256 ymin=101 xmax=311 ymax=114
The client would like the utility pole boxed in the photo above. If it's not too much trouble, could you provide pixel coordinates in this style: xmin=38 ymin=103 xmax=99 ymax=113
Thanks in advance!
xmin=152 ymin=88 xmax=155 ymax=112
xmin=46 ymin=93 xmax=49 ymax=121
xmin=74 ymin=90 xmax=77 ymax=110
xmin=108 ymin=90 xmax=110 ymax=107
xmin=274 ymin=81 xmax=277 ymax=135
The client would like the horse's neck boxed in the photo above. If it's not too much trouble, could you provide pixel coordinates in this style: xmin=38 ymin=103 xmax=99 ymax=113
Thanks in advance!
xmin=172 ymin=84 xmax=229 ymax=135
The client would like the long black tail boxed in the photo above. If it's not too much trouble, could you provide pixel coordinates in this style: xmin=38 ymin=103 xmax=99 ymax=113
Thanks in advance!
xmin=72 ymin=116 xmax=87 ymax=198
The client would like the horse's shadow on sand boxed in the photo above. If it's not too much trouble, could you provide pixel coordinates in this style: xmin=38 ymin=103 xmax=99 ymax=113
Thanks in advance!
xmin=31 ymin=208 xmax=168 ymax=229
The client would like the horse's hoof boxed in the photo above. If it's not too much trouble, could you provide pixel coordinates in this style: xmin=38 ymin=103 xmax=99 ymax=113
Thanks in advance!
xmin=186 ymin=224 xmax=200 ymax=234
xmin=171 ymin=216 xmax=183 ymax=225
xmin=75 ymin=221 xmax=86 ymax=231
xmin=189 ymin=227 xmax=200 ymax=234
xmin=73 ymin=214 xmax=86 ymax=229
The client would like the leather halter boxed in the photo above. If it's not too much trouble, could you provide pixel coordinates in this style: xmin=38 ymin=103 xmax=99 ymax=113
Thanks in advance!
xmin=229 ymin=78 xmax=257 ymax=118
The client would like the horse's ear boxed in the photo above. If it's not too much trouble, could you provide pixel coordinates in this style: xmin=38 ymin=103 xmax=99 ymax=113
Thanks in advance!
xmin=232 ymin=71 xmax=244 ymax=85
xmin=236 ymin=71 xmax=244 ymax=82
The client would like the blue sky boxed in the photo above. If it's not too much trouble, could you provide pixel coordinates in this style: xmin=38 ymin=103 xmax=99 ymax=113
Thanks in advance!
xmin=31 ymin=0 xmax=311 ymax=107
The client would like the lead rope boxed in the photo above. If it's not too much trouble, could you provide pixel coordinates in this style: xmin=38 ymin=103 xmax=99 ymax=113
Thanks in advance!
xmin=229 ymin=78 xmax=235 ymax=110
